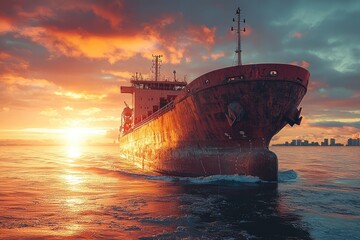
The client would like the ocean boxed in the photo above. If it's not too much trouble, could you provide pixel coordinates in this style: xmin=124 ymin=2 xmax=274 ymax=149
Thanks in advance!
xmin=0 ymin=145 xmax=359 ymax=240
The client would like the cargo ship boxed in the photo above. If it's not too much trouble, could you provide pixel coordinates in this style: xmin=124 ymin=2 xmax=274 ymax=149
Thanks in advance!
xmin=118 ymin=8 xmax=310 ymax=181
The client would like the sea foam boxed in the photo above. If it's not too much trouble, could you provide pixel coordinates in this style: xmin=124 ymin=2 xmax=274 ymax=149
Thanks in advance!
xmin=278 ymin=170 xmax=298 ymax=182
xmin=145 ymin=174 xmax=261 ymax=184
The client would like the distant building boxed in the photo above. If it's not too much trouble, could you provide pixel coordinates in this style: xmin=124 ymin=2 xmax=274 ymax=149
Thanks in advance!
xmin=347 ymin=138 xmax=360 ymax=146
xmin=273 ymin=137 xmax=347 ymax=147
xmin=321 ymin=138 xmax=329 ymax=146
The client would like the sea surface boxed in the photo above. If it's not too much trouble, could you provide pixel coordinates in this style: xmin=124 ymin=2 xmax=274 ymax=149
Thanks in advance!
xmin=0 ymin=145 xmax=359 ymax=240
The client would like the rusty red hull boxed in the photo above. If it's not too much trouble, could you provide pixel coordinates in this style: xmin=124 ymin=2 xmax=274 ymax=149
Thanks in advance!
xmin=119 ymin=64 xmax=309 ymax=181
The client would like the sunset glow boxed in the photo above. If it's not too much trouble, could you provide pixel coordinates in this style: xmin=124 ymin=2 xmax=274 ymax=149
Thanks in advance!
xmin=64 ymin=127 xmax=106 ymax=145
xmin=1 ymin=1 xmax=359 ymax=145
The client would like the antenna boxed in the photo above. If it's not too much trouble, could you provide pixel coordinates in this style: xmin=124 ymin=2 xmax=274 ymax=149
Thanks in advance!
xmin=173 ymin=70 xmax=177 ymax=82
xmin=231 ymin=7 xmax=246 ymax=66
xmin=152 ymin=54 xmax=162 ymax=81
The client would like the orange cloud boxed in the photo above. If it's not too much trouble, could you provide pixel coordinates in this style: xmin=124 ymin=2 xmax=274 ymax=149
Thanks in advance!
xmin=202 ymin=51 xmax=225 ymax=61
xmin=137 ymin=15 xmax=217 ymax=64
xmin=0 ymin=53 xmax=29 ymax=75
xmin=19 ymin=19 xmax=216 ymax=66
xmin=166 ymin=46 xmax=185 ymax=64
xmin=307 ymin=79 xmax=329 ymax=92
xmin=80 ymin=107 xmax=101 ymax=116
xmin=89 ymin=2 xmax=123 ymax=27
xmin=17 ymin=5 xmax=54 ymax=18
xmin=290 ymin=60 xmax=310 ymax=69
xmin=292 ymin=32 xmax=303 ymax=38
xmin=40 ymin=108 xmax=59 ymax=117
xmin=211 ymin=51 xmax=225 ymax=60
xmin=101 ymin=70 xmax=133 ymax=81
xmin=20 ymin=26 xmax=158 ymax=63
xmin=2 ymin=74 xmax=56 ymax=92
xmin=188 ymin=25 xmax=216 ymax=45
xmin=0 ymin=17 xmax=13 ymax=32
xmin=352 ymin=132 xmax=360 ymax=138
xmin=2 ymin=1 xmax=218 ymax=67
xmin=53 ymin=90 xmax=107 ymax=100
xmin=86 ymin=1 xmax=124 ymax=25
xmin=242 ymin=25 xmax=253 ymax=37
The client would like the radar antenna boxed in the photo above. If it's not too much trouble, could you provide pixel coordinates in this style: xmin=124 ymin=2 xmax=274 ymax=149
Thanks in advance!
xmin=231 ymin=7 xmax=246 ymax=65
xmin=152 ymin=54 xmax=162 ymax=81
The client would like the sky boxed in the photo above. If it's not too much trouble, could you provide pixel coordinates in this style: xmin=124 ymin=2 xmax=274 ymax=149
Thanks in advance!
xmin=0 ymin=0 xmax=360 ymax=145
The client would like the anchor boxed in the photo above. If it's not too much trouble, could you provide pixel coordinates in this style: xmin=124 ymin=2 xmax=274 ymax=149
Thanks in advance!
xmin=225 ymin=101 xmax=245 ymax=127
xmin=286 ymin=106 xmax=303 ymax=126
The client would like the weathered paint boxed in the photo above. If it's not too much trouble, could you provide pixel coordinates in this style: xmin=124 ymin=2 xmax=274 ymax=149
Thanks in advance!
xmin=119 ymin=64 xmax=309 ymax=181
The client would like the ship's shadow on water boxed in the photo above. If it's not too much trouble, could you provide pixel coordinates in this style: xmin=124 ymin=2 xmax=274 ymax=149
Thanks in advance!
xmin=140 ymin=172 xmax=312 ymax=240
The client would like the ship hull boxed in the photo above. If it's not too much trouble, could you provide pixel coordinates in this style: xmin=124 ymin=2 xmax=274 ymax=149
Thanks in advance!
xmin=119 ymin=64 xmax=309 ymax=181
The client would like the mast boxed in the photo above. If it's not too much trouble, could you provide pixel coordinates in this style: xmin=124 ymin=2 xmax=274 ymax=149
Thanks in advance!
xmin=152 ymin=54 xmax=162 ymax=81
xmin=231 ymin=7 xmax=245 ymax=66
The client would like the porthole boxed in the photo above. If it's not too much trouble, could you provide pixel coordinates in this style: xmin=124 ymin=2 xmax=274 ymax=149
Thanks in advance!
xmin=269 ymin=70 xmax=278 ymax=76
xmin=205 ymin=79 xmax=210 ymax=84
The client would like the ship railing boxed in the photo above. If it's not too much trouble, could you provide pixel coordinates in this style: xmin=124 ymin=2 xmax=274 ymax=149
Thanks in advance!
xmin=132 ymin=101 xmax=175 ymax=131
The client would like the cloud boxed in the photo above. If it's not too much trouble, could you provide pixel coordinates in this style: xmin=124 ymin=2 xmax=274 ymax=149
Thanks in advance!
xmin=19 ymin=26 xmax=157 ymax=64
xmin=292 ymin=32 xmax=303 ymax=38
xmin=53 ymin=90 xmax=107 ymax=100
xmin=64 ymin=106 xmax=74 ymax=111
xmin=40 ymin=108 xmax=59 ymax=117
xmin=0 ymin=17 xmax=13 ymax=33
xmin=202 ymin=51 xmax=226 ymax=61
xmin=1 ymin=74 xmax=55 ymax=90
xmin=0 ymin=52 xmax=29 ymax=75
xmin=290 ymin=60 xmax=310 ymax=69
xmin=101 ymin=70 xmax=133 ymax=81
xmin=1 ymin=0 xmax=360 ymax=144
xmin=0 ymin=1 xmax=219 ymax=66
xmin=309 ymin=121 xmax=360 ymax=129
xmin=80 ymin=107 xmax=101 ymax=116
xmin=188 ymin=25 xmax=216 ymax=46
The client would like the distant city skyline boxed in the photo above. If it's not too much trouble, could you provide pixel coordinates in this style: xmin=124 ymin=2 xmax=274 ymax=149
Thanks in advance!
xmin=273 ymin=137 xmax=360 ymax=146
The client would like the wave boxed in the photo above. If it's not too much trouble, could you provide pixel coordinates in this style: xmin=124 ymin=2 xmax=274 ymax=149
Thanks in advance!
xmin=145 ymin=174 xmax=261 ymax=184
xmin=145 ymin=170 xmax=298 ymax=184
xmin=83 ymin=165 xmax=297 ymax=184
xmin=278 ymin=170 xmax=298 ymax=182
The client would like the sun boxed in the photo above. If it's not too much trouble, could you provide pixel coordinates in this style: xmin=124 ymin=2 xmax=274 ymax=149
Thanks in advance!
xmin=65 ymin=128 xmax=85 ymax=145
xmin=63 ymin=127 xmax=106 ymax=146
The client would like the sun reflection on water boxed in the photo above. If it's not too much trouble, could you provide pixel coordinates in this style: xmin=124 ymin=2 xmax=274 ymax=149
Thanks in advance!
xmin=67 ymin=146 xmax=82 ymax=159
xmin=63 ymin=173 xmax=83 ymax=185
